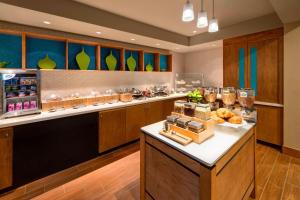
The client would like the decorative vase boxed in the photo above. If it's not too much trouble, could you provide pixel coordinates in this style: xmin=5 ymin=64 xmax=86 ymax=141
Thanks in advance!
xmin=127 ymin=52 xmax=136 ymax=71
xmin=106 ymin=50 xmax=117 ymax=71
xmin=76 ymin=47 xmax=90 ymax=70
xmin=38 ymin=54 xmax=56 ymax=69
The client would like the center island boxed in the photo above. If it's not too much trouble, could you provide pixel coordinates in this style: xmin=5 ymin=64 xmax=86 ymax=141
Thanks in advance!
xmin=140 ymin=121 xmax=256 ymax=200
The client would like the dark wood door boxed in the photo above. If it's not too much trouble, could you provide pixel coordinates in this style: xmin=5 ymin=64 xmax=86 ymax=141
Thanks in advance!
xmin=126 ymin=104 xmax=146 ymax=142
xmin=223 ymin=38 xmax=248 ymax=88
xmin=162 ymin=99 xmax=175 ymax=119
xmin=145 ymin=101 xmax=164 ymax=125
xmin=0 ymin=127 xmax=13 ymax=190
xmin=99 ymin=108 xmax=127 ymax=153
xmin=256 ymin=105 xmax=283 ymax=145
xmin=247 ymin=37 xmax=283 ymax=103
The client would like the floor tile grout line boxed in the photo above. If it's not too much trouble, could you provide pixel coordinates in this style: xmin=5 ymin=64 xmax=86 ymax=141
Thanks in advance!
xmin=259 ymin=151 xmax=280 ymax=200
xmin=280 ymin=157 xmax=292 ymax=200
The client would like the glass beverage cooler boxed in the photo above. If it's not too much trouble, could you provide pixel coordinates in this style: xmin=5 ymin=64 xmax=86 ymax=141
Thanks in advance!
xmin=0 ymin=70 xmax=41 ymax=118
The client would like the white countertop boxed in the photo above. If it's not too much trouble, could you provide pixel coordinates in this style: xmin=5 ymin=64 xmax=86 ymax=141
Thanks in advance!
xmin=0 ymin=93 xmax=186 ymax=128
xmin=141 ymin=121 xmax=255 ymax=167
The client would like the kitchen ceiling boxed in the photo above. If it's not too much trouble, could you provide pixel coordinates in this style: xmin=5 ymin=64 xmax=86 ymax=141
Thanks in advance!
xmin=74 ymin=0 xmax=275 ymax=36
xmin=0 ymin=0 xmax=288 ymax=52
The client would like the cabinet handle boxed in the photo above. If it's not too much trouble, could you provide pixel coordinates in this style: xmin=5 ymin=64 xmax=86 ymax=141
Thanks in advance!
xmin=5 ymin=133 xmax=8 ymax=137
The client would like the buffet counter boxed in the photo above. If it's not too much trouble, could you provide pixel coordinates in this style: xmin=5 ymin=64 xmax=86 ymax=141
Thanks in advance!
xmin=140 ymin=121 xmax=256 ymax=200
xmin=0 ymin=93 xmax=186 ymax=128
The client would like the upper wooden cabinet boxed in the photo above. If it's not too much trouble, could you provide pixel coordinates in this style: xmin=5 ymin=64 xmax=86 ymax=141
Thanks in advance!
xmin=0 ymin=127 xmax=13 ymax=190
xmin=223 ymin=28 xmax=283 ymax=104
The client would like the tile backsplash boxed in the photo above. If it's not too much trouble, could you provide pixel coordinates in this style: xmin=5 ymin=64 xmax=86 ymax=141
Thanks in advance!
xmin=40 ymin=70 xmax=173 ymax=100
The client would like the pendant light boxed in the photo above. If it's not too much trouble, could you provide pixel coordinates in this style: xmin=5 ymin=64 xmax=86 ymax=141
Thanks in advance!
xmin=208 ymin=0 xmax=219 ymax=32
xmin=182 ymin=0 xmax=194 ymax=22
xmin=197 ymin=0 xmax=208 ymax=28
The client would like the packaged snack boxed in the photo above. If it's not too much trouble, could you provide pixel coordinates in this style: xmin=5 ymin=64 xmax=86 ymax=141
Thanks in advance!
xmin=23 ymin=101 xmax=30 ymax=110
xmin=30 ymin=100 xmax=37 ymax=109
xmin=7 ymin=103 xmax=15 ymax=112
xmin=15 ymin=102 xmax=22 ymax=111
xmin=18 ymin=91 xmax=26 ymax=97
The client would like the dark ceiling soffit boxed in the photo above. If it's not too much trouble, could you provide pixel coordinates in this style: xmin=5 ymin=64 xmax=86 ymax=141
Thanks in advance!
xmin=190 ymin=13 xmax=283 ymax=45
xmin=0 ymin=0 xmax=189 ymax=45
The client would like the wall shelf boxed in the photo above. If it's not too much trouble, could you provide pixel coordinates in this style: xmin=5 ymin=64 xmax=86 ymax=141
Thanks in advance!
xmin=0 ymin=32 xmax=22 ymax=69
xmin=124 ymin=49 xmax=143 ymax=71
xmin=0 ymin=30 xmax=172 ymax=72
xmin=68 ymin=42 xmax=97 ymax=70
xmin=26 ymin=36 xmax=66 ymax=69
xmin=100 ymin=46 xmax=124 ymax=71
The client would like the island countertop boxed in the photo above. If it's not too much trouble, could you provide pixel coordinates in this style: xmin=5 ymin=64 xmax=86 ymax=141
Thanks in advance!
xmin=0 ymin=93 xmax=186 ymax=128
xmin=141 ymin=120 xmax=255 ymax=167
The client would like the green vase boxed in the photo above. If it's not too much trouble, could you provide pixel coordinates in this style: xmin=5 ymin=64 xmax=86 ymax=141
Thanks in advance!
xmin=38 ymin=54 xmax=56 ymax=69
xmin=127 ymin=52 xmax=136 ymax=71
xmin=145 ymin=62 xmax=153 ymax=72
xmin=76 ymin=47 xmax=90 ymax=70
xmin=106 ymin=50 xmax=117 ymax=71
xmin=0 ymin=61 xmax=10 ymax=68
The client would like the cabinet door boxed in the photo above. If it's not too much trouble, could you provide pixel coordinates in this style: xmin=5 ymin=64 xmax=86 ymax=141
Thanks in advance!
xmin=145 ymin=101 xmax=164 ymax=125
xmin=162 ymin=99 xmax=175 ymax=119
xmin=0 ymin=127 xmax=13 ymax=190
xmin=223 ymin=39 xmax=248 ymax=88
xmin=126 ymin=104 xmax=146 ymax=142
xmin=256 ymin=105 xmax=283 ymax=145
xmin=99 ymin=108 xmax=126 ymax=153
xmin=247 ymin=37 xmax=283 ymax=103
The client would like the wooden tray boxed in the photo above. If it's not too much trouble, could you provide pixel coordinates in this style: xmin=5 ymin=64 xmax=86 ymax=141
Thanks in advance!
xmin=159 ymin=130 xmax=192 ymax=145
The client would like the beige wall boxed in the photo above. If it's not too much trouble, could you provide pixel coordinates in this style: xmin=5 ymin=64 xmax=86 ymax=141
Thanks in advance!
xmin=184 ymin=47 xmax=223 ymax=87
xmin=283 ymin=22 xmax=300 ymax=151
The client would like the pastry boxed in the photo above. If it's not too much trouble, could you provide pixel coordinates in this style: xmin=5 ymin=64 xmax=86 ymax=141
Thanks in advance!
xmin=228 ymin=116 xmax=243 ymax=124
xmin=216 ymin=108 xmax=234 ymax=119
xmin=211 ymin=115 xmax=225 ymax=123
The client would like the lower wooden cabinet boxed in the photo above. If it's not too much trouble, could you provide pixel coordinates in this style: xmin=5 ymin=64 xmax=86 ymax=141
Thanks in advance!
xmin=99 ymin=108 xmax=127 ymax=153
xmin=98 ymin=99 xmax=182 ymax=153
xmin=256 ymin=105 xmax=283 ymax=146
xmin=0 ymin=127 xmax=13 ymax=190
xmin=126 ymin=104 xmax=147 ymax=142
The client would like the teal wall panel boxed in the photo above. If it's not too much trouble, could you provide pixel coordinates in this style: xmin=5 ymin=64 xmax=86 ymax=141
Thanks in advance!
xmin=250 ymin=47 xmax=257 ymax=95
xmin=238 ymin=48 xmax=245 ymax=88
xmin=0 ymin=33 xmax=22 ymax=69
xmin=159 ymin=54 xmax=168 ymax=71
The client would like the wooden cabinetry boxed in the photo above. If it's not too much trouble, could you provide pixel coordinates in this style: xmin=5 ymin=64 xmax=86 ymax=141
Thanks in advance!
xmin=0 ymin=127 xmax=13 ymax=190
xmin=145 ymin=101 xmax=164 ymax=125
xmin=256 ymin=105 xmax=283 ymax=145
xmin=99 ymin=108 xmax=127 ymax=153
xmin=126 ymin=104 xmax=146 ymax=142
xmin=224 ymin=28 xmax=283 ymax=146
xmin=223 ymin=28 xmax=283 ymax=103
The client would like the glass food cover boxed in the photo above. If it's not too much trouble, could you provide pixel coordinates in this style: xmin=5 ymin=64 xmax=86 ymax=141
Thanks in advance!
xmin=0 ymin=70 xmax=41 ymax=118
xmin=175 ymin=73 xmax=205 ymax=93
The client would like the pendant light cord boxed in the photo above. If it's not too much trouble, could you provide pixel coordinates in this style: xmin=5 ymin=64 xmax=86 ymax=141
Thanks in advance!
xmin=212 ymin=0 xmax=215 ymax=18
xmin=201 ymin=0 xmax=204 ymax=12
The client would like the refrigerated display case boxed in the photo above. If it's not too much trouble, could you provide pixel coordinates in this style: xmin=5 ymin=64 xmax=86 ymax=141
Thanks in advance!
xmin=0 ymin=70 xmax=41 ymax=118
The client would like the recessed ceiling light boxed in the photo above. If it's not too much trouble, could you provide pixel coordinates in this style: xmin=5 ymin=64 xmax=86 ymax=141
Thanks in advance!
xmin=175 ymin=47 xmax=180 ymax=50
xmin=193 ymin=30 xmax=197 ymax=33
xmin=96 ymin=31 xmax=101 ymax=35
xmin=156 ymin=43 xmax=160 ymax=46
xmin=43 ymin=21 xmax=51 ymax=25
xmin=130 ymin=38 xmax=135 ymax=41
xmin=211 ymin=43 xmax=217 ymax=47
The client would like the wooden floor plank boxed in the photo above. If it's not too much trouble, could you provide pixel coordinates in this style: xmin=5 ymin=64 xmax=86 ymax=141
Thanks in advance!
xmin=287 ymin=158 xmax=300 ymax=187
xmin=2 ymin=142 xmax=300 ymax=200
xmin=282 ymin=183 xmax=300 ymax=200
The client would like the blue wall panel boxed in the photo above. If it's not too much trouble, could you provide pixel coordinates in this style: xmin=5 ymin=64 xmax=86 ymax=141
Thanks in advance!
xmin=159 ymin=54 xmax=168 ymax=71
xmin=125 ymin=50 xmax=139 ymax=71
xmin=238 ymin=48 xmax=245 ymax=88
xmin=68 ymin=43 xmax=96 ymax=70
xmin=144 ymin=53 xmax=154 ymax=71
xmin=0 ymin=33 xmax=22 ymax=69
xmin=100 ymin=47 xmax=121 ymax=71
xmin=26 ymin=37 xmax=65 ymax=69
xmin=250 ymin=47 xmax=257 ymax=95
